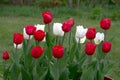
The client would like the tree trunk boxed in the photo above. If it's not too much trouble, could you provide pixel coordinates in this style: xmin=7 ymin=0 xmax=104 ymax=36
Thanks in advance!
xmin=68 ymin=0 xmax=73 ymax=8
xmin=77 ymin=0 xmax=80 ymax=8
xmin=19 ymin=0 xmax=24 ymax=6
xmin=12 ymin=0 xmax=17 ymax=5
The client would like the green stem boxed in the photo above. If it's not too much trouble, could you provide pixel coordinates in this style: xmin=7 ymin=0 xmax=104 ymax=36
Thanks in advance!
xmin=48 ymin=24 xmax=50 ymax=33
xmin=56 ymin=59 xmax=59 ymax=80
xmin=104 ymin=30 xmax=107 ymax=40
xmin=68 ymin=30 xmax=72 ymax=53
xmin=61 ymin=33 xmax=66 ymax=45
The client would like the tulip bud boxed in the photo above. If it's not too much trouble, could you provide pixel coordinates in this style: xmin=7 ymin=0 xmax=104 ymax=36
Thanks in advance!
xmin=68 ymin=18 xmax=74 ymax=27
xmin=86 ymin=28 xmax=96 ymax=40
xmin=75 ymin=25 xmax=88 ymax=39
xmin=52 ymin=45 xmax=64 ymax=59
xmin=25 ymin=25 xmax=36 ymax=35
xmin=23 ymin=28 xmax=33 ymax=40
xmin=30 ymin=46 xmax=44 ymax=58
xmin=102 ymin=41 xmax=112 ymax=53
xmin=3 ymin=51 xmax=9 ymax=60
xmin=34 ymin=30 xmax=46 ymax=41
xmin=42 ymin=11 xmax=52 ymax=24
xmin=94 ymin=32 xmax=104 ymax=45
xmin=85 ymin=42 xmax=96 ymax=55
xmin=62 ymin=21 xmax=71 ymax=32
xmin=100 ymin=18 xmax=111 ymax=30
xmin=53 ymin=23 xmax=64 ymax=37
xmin=13 ymin=33 xmax=23 ymax=45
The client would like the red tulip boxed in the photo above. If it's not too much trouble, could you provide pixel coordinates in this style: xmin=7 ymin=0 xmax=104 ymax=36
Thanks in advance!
xmin=104 ymin=76 xmax=112 ymax=80
xmin=102 ymin=41 xmax=112 ymax=53
xmin=86 ymin=28 xmax=96 ymax=40
xmin=30 ymin=46 xmax=44 ymax=58
xmin=3 ymin=51 xmax=9 ymax=60
xmin=25 ymin=25 xmax=36 ymax=35
xmin=52 ymin=45 xmax=64 ymax=59
xmin=42 ymin=11 xmax=52 ymax=24
xmin=13 ymin=33 xmax=23 ymax=45
xmin=85 ymin=42 xmax=96 ymax=55
xmin=34 ymin=30 xmax=46 ymax=41
xmin=68 ymin=18 xmax=74 ymax=27
xmin=62 ymin=21 xmax=71 ymax=32
xmin=100 ymin=18 xmax=111 ymax=30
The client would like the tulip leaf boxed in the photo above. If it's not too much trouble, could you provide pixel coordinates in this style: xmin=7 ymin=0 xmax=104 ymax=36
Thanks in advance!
xmin=9 ymin=63 xmax=21 ymax=80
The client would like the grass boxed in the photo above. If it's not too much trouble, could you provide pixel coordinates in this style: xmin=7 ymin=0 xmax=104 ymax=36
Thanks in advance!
xmin=0 ymin=5 xmax=120 ymax=79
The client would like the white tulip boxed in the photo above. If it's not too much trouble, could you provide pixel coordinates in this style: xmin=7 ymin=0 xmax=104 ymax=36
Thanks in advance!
xmin=35 ymin=24 xmax=45 ymax=31
xmin=75 ymin=36 xmax=86 ymax=44
xmin=75 ymin=25 xmax=88 ymax=39
xmin=53 ymin=23 xmax=64 ymax=37
xmin=23 ymin=28 xmax=33 ymax=40
xmin=94 ymin=32 xmax=104 ymax=45
xmin=14 ymin=43 xmax=22 ymax=49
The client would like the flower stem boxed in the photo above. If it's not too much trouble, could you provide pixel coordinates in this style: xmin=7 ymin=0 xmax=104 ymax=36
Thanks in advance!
xmin=104 ymin=30 xmax=107 ymax=40
xmin=56 ymin=59 xmax=59 ymax=80
xmin=61 ymin=33 xmax=66 ymax=45
xmin=68 ymin=30 xmax=72 ymax=53
xmin=48 ymin=24 xmax=50 ymax=33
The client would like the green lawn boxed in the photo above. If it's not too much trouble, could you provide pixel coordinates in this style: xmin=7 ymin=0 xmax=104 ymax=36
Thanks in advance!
xmin=0 ymin=5 xmax=120 ymax=80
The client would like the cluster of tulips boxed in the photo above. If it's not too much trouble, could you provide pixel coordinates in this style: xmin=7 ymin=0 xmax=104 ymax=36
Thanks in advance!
xmin=2 ymin=11 xmax=112 ymax=80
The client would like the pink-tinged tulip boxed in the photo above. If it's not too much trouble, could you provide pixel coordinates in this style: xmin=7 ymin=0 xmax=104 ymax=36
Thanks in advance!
xmin=86 ymin=28 xmax=96 ymax=40
xmin=62 ymin=21 xmax=71 ymax=32
xmin=52 ymin=45 xmax=64 ymax=59
xmin=34 ymin=30 xmax=46 ymax=41
xmin=42 ymin=11 xmax=52 ymax=24
xmin=85 ymin=42 xmax=96 ymax=55
xmin=3 ymin=51 xmax=9 ymax=60
xmin=25 ymin=25 xmax=36 ymax=35
xmin=100 ymin=18 xmax=111 ymax=30
xmin=68 ymin=18 xmax=74 ymax=27
xmin=13 ymin=33 xmax=23 ymax=45
xmin=102 ymin=41 xmax=112 ymax=53
xmin=30 ymin=46 xmax=44 ymax=58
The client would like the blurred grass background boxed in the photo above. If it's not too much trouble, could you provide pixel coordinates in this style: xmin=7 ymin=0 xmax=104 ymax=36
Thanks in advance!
xmin=0 ymin=0 xmax=120 ymax=79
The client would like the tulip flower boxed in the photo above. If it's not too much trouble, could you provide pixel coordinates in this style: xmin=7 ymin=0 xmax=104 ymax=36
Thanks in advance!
xmin=35 ymin=24 xmax=45 ymax=31
xmin=53 ymin=23 xmax=64 ymax=37
xmin=52 ymin=45 xmax=64 ymax=59
xmin=104 ymin=76 xmax=112 ymax=80
xmin=94 ymin=32 xmax=104 ymax=45
xmin=14 ymin=43 xmax=22 ymax=49
xmin=13 ymin=33 xmax=23 ymax=45
xmin=30 ymin=46 xmax=44 ymax=58
xmin=100 ymin=18 xmax=111 ymax=30
xmin=102 ymin=41 xmax=112 ymax=53
xmin=75 ymin=25 xmax=88 ymax=39
xmin=62 ymin=21 xmax=71 ymax=32
xmin=42 ymin=11 xmax=52 ymax=24
xmin=25 ymin=25 xmax=36 ymax=35
xmin=34 ymin=30 xmax=46 ymax=41
xmin=23 ymin=28 xmax=33 ymax=40
xmin=85 ymin=42 xmax=96 ymax=55
xmin=68 ymin=18 xmax=74 ymax=27
xmin=3 ymin=51 xmax=9 ymax=60
xmin=86 ymin=28 xmax=96 ymax=40
xmin=75 ymin=36 xmax=86 ymax=44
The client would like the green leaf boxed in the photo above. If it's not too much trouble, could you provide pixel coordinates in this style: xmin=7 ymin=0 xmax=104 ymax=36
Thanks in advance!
xmin=69 ymin=42 xmax=77 ymax=62
xmin=9 ymin=63 xmax=21 ymax=80
xmin=46 ymin=32 xmax=53 ymax=47
xmin=21 ymin=66 xmax=32 ymax=80
xmin=59 ymin=68 xmax=69 ymax=80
